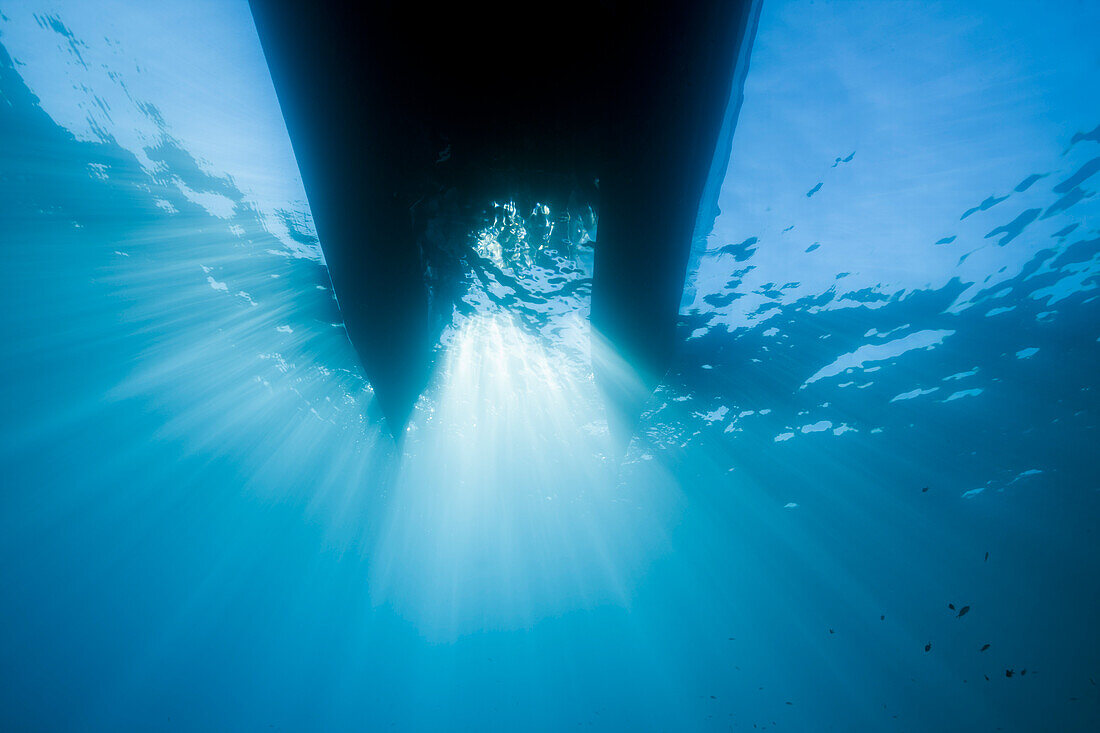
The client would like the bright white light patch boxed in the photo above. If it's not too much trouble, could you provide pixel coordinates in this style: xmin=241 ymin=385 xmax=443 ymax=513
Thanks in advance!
xmin=367 ymin=314 xmax=677 ymax=639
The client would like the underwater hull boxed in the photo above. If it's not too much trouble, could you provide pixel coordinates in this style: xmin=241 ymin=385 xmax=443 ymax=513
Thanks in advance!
xmin=249 ymin=0 xmax=760 ymax=437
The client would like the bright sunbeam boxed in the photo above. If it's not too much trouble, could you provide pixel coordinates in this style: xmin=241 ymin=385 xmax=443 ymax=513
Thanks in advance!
xmin=368 ymin=313 xmax=680 ymax=638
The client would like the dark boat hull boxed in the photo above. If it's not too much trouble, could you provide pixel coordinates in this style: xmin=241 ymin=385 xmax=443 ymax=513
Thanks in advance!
xmin=249 ymin=0 xmax=761 ymax=438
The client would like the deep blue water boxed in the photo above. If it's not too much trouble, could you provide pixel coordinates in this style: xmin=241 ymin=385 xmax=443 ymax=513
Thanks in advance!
xmin=1 ymin=1 xmax=1099 ymax=730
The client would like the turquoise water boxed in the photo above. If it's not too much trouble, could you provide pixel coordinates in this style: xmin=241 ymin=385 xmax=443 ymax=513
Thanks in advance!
xmin=1 ymin=1 xmax=1098 ymax=730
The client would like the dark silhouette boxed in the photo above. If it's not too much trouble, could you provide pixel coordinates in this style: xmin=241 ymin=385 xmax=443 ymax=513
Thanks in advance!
xmin=249 ymin=0 xmax=762 ymax=438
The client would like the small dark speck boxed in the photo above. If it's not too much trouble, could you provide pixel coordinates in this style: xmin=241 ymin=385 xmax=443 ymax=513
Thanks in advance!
xmin=958 ymin=605 xmax=970 ymax=618
xmin=1070 ymin=697 xmax=1079 ymax=702
xmin=921 ymin=486 xmax=929 ymax=493
xmin=981 ymin=644 xmax=991 ymax=652
xmin=961 ymin=194 xmax=1008 ymax=220
xmin=948 ymin=603 xmax=955 ymax=610
xmin=831 ymin=151 xmax=856 ymax=167
xmin=1014 ymin=173 xmax=1046 ymax=193
xmin=985 ymin=552 xmax=989 ymax=562
xmin=984 ymin=675 xmax=990 ymax=681
xmin=1053 ymin=222 xmax=1079 ymax=239
xmin=1020 ymin=669 xmax=1027 ymax=676
xmin=785 ymin=702 xmax=793 ymax=706
xmin=1005 ymin=669 xmax=1014 ymax=678
xmin=829 ymin=628 xmax=835 ymax=634
xmin=880 ymin=615 xmax=885 ymax=621
xmin=711 ymin=695 xmax=717 ymax=699
xmin=925 ymin=643 xmax=932 ymax=652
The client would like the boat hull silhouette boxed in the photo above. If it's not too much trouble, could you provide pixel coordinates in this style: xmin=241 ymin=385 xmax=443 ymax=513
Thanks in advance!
xmin=249 ymin=0 xmax=761 ymax=439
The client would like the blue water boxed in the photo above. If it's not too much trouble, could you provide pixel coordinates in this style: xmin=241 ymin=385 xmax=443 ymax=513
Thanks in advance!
xmin=2 ymin=1 xmax=1099 ymax=730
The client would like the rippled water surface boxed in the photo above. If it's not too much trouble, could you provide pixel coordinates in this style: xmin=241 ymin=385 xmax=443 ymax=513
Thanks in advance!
xmin=1 ymin=1 xmax=1098 ymax=730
